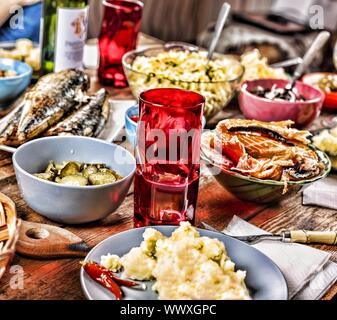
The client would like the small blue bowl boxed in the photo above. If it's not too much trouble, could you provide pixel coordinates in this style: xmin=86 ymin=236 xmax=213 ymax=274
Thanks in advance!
xmin=125 ymin=105 xmax=207 ymax=146
xmin=0 ymin=58 xmax=32 ymax=109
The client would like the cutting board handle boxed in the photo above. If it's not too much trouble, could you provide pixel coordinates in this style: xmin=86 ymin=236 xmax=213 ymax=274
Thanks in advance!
xmin=17 ymin=220 xmax=92 ymax=259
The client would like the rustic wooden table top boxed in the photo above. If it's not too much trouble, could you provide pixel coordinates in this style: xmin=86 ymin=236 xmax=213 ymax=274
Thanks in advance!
xmin=0 ymin=34 xmax=336 ymax=300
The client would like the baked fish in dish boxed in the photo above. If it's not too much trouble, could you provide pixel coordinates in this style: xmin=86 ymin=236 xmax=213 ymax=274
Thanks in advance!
xmin=202 ymin=119 xmax=326 ymax=192
xmin=16 ymin=69 xmax=89 ymax=143
xmin=45 ymin=89 xmax=109 ymax=137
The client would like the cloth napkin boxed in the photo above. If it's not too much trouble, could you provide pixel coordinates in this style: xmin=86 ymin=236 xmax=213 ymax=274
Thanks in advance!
xmin=302 ymin=176 xmax=337 ymax=210
xmin=224 ymin=216 xmax=337 ymax=300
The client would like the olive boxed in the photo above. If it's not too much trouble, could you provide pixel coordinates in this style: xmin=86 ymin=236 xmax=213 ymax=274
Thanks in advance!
xmin=34 ymin=172 xmax=53 ymax=181
xmin=82 ymin=165 xmax=98 ymax=178
xmin=59 ymin=175 xmax=88 ymax=186
xmin=88 ymin=172 xmax=116 ymax=185
xmin=60 ymin=162 xmax=81 ymax=178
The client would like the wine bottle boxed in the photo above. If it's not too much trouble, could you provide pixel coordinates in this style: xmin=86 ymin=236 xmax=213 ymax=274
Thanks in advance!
xmin=41 ymin=0 xmax=89 ymax=74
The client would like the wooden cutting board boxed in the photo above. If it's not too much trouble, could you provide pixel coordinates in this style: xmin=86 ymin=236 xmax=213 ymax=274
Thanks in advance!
xmin=17 ymin=220 xmax=91 ymax=259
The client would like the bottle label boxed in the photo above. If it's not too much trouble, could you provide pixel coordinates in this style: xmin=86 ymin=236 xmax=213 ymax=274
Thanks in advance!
xmin=54 ymin=7 xmax=88 ymax=72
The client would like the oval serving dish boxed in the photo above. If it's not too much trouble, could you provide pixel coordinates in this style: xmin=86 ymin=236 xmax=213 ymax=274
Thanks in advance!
xmin=201 ymin=134 xmax=331 ymax=203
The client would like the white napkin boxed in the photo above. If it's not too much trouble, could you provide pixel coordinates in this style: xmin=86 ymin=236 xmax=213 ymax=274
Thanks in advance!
xmin=224 ymin=216 xmax=337 ymax=300
xmin=302 ymin=176 xmax=337 ymax=210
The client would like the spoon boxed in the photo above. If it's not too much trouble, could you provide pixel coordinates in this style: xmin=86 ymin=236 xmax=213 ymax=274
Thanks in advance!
xmin=0 ymin=145 xmax=16 ymax=153
xmin=207 ymin=2 xmax=231 ymax=62
xmin=285 ymin=31 xmax=330 ymax=93
xmin=270 ymin=57 xmax=303 ymax=69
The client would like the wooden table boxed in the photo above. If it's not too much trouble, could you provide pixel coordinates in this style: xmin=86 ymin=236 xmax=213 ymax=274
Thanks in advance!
xmin=0 ymin=34 xmax=336 ymax=300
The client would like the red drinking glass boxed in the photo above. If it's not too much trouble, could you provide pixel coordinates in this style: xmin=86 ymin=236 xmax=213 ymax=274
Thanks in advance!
xmin=134 ymin=88 xmax=205 ymax=227
xmin=98 ymin=0 xmax=143 ymax=87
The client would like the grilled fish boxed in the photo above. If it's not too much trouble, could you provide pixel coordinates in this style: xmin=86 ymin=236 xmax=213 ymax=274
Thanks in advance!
xmin=45 ymin=89 xmax=109 ymax=137
xmin=203 ymin=119 xmax=325 ymax=191
xmin=16 ymin=69 xmax=89 ymax=143
xmin=0 ymin=106 xmax=24 ymax=146
xmin=217 ymin=119 xmax=311 ymax=145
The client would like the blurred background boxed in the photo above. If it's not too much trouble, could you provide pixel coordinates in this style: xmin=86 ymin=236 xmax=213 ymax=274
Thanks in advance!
xmin=2 ymin=0 xmax=337 ymax=69
xmin=89 ymin=0 xmax=337 ymax=70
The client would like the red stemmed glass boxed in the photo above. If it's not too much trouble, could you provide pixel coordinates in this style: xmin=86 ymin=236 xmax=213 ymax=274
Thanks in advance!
xmin=98 ymin=0 xmax=143 ymax=87
xmin=134 ymin=88 xmax=205 ymax=227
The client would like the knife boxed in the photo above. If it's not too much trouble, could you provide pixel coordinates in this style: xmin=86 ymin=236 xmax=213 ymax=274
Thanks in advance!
xmin=201 ymin=222 xmax=337 ymax=245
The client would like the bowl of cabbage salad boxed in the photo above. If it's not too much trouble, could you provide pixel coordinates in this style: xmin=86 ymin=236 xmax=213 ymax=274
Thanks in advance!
xmin=122 ymin=43 xmax=244 ymax=120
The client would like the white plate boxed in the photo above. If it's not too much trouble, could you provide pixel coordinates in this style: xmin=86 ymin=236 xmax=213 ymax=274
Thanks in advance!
xmin=81 ymin=226 xmax=288 ymax=300
xmin=97 ymin=99 xmax=136 ymax=142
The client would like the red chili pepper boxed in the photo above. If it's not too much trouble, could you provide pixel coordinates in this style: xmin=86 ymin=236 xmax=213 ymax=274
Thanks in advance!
xmin=83 ymin=261 xmax=146 ymax=290
xmin=82 ymin=261 xmax=122 ymax=300
xmin=110 ymin=274 xmax=146 ymax=290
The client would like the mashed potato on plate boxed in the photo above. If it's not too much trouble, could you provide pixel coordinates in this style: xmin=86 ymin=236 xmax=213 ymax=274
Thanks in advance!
xmin=100 ymin=222 xmax=250 ymax=300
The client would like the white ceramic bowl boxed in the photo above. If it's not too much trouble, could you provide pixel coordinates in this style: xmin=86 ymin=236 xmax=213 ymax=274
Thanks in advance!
xmin=13 ymin=136 xmax=136 ymax=224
